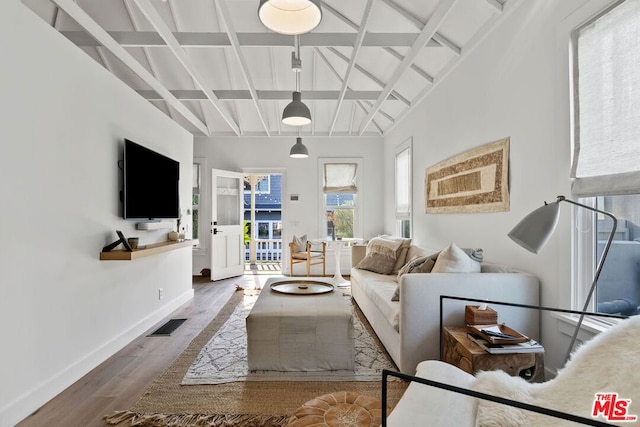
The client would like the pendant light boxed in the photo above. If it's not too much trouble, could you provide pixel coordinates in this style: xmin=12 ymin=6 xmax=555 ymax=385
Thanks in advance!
xmin=289 ymin=137 xmax=309 ymax=158
xmin=258 ymin=0 xmax=322 ymax=36
xmin=282 ymin=36 xmax=311 ymax=126
xmin=282 ymin=92 xmax=311 ymax=126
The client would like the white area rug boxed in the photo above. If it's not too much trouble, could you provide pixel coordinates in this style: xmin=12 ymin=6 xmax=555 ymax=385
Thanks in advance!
xmin=182 ymin=293 xmax=395 ymax=385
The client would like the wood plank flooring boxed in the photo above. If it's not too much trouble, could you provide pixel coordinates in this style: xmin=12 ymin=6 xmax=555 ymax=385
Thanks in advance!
xmin=17 ymin=273 xmax=276 ymax=427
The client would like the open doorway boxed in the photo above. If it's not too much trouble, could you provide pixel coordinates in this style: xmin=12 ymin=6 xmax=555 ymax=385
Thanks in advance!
xmin=244 ymin=173 xmax=283 ymax=273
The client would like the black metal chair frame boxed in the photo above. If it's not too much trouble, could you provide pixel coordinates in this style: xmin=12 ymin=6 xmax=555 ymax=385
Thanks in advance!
xmin=380 ymin=295 xmax=628 ymax=427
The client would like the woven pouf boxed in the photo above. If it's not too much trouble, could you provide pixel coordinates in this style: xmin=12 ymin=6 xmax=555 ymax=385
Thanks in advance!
xmin=286 ymin=391 xmax=384 ymax=427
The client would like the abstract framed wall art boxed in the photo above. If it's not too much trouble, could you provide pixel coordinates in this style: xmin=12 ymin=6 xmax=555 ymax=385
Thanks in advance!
xmin=425 ymin=137 xmax=510 ymax=214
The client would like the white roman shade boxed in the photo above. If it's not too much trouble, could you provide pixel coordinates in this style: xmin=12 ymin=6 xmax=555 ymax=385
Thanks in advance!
xmin=395 ymin=147 xmax=410 ymax=217
xmin=323 ymin=163 xmax=357 ymax=193
xmin=571 ymin=0 xmax=640 ymax=197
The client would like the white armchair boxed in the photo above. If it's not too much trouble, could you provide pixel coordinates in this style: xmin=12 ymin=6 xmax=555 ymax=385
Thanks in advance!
xmin=386 ymin=315 xmax=640 ymax=426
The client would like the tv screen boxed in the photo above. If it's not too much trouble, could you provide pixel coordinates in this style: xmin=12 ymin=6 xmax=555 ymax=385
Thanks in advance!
xmin=123 ymin=139 xmax=180 ymax=220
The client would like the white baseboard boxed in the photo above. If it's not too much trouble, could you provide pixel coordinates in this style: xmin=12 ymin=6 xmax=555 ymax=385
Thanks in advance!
xmin=1 ymin=289 xmax=194 ymax=427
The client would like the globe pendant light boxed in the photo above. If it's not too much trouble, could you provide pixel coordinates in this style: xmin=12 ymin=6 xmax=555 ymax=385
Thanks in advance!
xmin=282 ymin=91 xmax=311 ymax=126
xmin=258 ymin=0 xmax=322 ymax=36
xmin=289 ymin=137 xmax=309 ymax=158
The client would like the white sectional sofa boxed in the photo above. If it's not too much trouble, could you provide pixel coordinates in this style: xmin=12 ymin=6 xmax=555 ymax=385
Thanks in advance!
xmin=350 ymin=243 xmax=540 ymax=374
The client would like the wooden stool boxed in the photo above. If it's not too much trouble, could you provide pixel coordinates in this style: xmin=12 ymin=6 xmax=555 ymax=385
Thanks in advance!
xmin=287 ymin=391 xmax=384 ymax=427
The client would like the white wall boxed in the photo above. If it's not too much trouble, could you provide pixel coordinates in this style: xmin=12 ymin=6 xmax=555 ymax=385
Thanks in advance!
xmin=193 ymin=136 xmax=384 ymax=276
xmin=0 ymin=3 xmax=194 ymax=425
xmin=384 ymin=0 xmax=614 ymax=374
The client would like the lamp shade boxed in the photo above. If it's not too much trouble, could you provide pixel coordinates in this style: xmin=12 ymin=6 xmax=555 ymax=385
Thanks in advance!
xmin=508 ymin=201 xmax=561 ymax=253
xmin=258 ymin=0 xmax=322 ymax=35
xmin=289 ymin=137 xmax=309 ymax=158
xmin=282 ymin=91 xmax=311 ymax=126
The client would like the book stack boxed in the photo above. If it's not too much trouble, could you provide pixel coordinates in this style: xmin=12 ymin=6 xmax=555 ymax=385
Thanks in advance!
xmin=466 ymin=324 xmax=544 ymax=354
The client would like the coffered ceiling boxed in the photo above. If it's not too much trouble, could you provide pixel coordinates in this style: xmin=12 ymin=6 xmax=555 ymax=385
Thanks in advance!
xmin=22 ymin=0 xmax=515 ymax=138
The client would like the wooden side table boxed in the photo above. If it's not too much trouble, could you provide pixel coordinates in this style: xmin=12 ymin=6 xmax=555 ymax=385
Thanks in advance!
xmin=442 ymin=326 xmax=545 ymax=383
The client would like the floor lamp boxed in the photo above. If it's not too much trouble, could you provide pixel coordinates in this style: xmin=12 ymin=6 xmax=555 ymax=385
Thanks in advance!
xmin=508 ymin=195 xmax=617 ymax=364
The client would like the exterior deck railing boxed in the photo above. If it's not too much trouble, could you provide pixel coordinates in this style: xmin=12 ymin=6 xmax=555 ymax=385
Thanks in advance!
xmin=245 ymin=238 xmax=283 ymax=262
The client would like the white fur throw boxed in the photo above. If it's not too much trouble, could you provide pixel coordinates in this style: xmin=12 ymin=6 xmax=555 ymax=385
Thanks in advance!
xmin=470 ymin=316 xmax=640 ymax=426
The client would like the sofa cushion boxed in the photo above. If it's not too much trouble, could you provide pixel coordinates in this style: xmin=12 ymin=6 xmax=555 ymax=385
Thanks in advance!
xmin=432 ymin=243 xmax=481 ymax=273
xmin=351 ymin=268 xmax=400 ymax=332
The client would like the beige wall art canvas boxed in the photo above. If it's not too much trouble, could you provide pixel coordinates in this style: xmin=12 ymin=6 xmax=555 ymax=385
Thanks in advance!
xmin=425 ymin=137 xmax=510 ymax=214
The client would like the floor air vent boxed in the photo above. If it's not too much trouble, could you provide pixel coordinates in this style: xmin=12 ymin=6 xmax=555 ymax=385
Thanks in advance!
xmin=148 ymin=318 xmax=188 ymax=336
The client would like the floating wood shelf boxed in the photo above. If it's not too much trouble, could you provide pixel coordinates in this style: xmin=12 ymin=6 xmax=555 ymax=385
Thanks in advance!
xmin=100 ymin=239 xmax=199 ymax=261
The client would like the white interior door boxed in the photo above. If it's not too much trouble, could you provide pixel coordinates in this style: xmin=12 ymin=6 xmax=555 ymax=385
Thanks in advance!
xmin=210 ymin=169 xmax=244 ymax=281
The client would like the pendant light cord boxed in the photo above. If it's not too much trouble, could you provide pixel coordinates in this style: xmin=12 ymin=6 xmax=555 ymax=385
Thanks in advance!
xmin=294 ymin=35 xmax=301 ymax=92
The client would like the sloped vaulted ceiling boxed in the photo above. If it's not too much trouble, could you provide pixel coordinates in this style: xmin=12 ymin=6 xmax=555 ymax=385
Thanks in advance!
xmin=22 ymin=0 xmax=516 ymax=138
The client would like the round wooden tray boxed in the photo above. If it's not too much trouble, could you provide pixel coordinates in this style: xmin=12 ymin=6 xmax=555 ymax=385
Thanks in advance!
xmin=270 ymin=280 xmax=334 ymax=295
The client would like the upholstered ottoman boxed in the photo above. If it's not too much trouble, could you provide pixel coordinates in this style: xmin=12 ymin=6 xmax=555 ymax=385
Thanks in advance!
xmin=246 ymin=277 xmax=354 ymax=371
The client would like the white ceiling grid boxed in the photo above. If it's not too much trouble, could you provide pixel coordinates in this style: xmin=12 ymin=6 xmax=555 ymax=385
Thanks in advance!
xmin=21 ymin=0 xmax=517 ymax=138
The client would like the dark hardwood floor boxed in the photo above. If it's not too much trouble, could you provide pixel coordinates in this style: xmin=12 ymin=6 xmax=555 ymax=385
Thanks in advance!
xmin=18 ymin=273 xmax=277 ymax=427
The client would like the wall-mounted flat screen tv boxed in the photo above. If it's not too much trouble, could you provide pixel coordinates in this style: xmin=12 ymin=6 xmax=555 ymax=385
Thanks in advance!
xmin=123 ymin=139 xmax=180 ymax=220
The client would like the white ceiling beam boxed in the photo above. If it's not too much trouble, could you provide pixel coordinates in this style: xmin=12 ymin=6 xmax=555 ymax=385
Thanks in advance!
xmin=60 ymin=31 xmax=441 ymax=48
xmin=384 ymin=47 xmax=434 ymax=83
xmin=166 ymin=0 xmax=214 ymax=132
xmin=122 ymin=0 xmax=178 ymax=122
xmin=311 ymin=49 xmax=317 ymax=136
xmin=386 ymin=0 xmax=518 ymax=136
xmin=269 ymin=48 xmax=282 ymax=135
xmin=484 ymin=0 xmax=504 ymax=13
xmin=217 ymin=0 xmax=270 ymax=136
xmin=326 ymin=47 xmax=410 ymax=106
xmin=377 ymin=0 xmax=461 ymax=56
xmin=329 ymin=0 xmax=375 ymax=136
xmin=207 ymin=131 xmax=381 ymax=138
xmin=314 ymin=48 xmax=384 ymax=134
xmin=362 ymin=100 xmax=395 ymax=123
xmin=49 ymin=0 xmax=209 ymax=135
xmin=133 ymin=0 xmax=240 ymax=135
xmin=358 ymin=0 xmax=458 ymax=135
xmin=136 ymin=89 xmax=393 ymax=101
xmin=348 ymin=101 xmax=357 ymax=136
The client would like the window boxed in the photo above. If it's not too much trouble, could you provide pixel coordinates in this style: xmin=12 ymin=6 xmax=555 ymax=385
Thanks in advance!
xmin=192 ymin=161 xmax=202 ymax=246
xmin=321 ymin=160 xmax=362 ymax=240
xmin=395 ymin=140 xmax=412 ymax=238
xmin=573 ymin=0 xmax=640 ymax=317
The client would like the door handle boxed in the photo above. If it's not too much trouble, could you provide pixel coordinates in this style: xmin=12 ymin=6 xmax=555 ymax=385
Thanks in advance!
xmin=212 ymin=228 xmax=223 ymax=234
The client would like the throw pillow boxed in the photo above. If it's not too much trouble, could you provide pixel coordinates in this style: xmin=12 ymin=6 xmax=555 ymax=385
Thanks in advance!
xmin=392 ymin=256 xmax=437 ymax=301
xmin=432 ymin=243 xmax=481 ymax=273
xmin=367 ymin=236 xmax=404 ymax=258
xmin=355 ymin=236 xmax=405 ymax=275
xmin=378 ymin=235 xmax=412 ymax=273
xmin=355 ymin=252 xmax=398 ymax=275
xmin=397 ymin=255 xmax=429 ymax=277
xmin=414 ymin=257 xmax=436 ymax=273
xmin=462 ymin=247 xmax=483 ymax=263
xmin=291 ymin=234 xmax=307 ymax=253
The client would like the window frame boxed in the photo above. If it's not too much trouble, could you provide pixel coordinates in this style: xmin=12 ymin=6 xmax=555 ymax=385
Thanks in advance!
xmin=192 ymin=157 xmax=206 ymax=251
xmin=318 ymin=158 xmax=363 ymax=241
xmin=394 ymin=138 xmax=412 ymax=238
xmin=571 ymin=0 xmax=639 ymax=322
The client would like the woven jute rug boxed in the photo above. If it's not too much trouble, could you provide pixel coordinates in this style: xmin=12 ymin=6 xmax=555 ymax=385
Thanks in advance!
xmin=104 ymin=290 xmax=408 ymax=427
